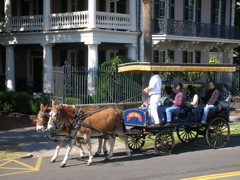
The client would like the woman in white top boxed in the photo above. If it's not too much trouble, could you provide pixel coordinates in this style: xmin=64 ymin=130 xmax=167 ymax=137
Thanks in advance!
xmin=185 ymin=85 xmax=199 ymax=108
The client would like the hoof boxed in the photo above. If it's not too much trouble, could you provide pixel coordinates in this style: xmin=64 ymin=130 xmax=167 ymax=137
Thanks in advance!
xmin=103 ymin=157 xmax=110 ymax=162
xmin=87 ymin=162 xmax=93 ymax=166
xmin=60 ymin=163 xmax=66 ymax=168
xmin=94 ymin=152 xmax=100 ymax=157
xmin=128 ymin=154 xmax=132 ymax=160
xmin=104 ymin=151 xmax=108 ymax=156
xmin=50 ymin=159 xmax=56 ymax=163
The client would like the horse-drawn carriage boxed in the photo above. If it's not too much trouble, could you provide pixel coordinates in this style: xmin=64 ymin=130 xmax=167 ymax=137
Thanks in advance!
xmin=36 ymin=62 xmax=237 ymax=167
xmin=118 ymin=62 xmax=236 ymax=155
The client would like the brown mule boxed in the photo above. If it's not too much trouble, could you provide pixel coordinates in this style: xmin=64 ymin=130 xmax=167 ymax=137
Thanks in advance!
xmin=47 ymin=102 xmax=131 ymax=167
xmin=36 ymin=103 xmax=108 ymax=165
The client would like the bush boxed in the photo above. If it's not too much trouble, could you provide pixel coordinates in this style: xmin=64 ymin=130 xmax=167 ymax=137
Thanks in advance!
xmin=0 ymin=92 xmax=42 ymax=114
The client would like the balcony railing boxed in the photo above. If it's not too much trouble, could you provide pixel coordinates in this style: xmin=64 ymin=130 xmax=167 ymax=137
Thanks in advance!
xmin=96 ymin=11 xmax=131 ymax=29
xmin=11 ymin=15 xmax=43 ymax=31
xmin=49 ymin=11 xmax=88 ymax=29
xmin=2 ymin=11 xmax=131 ymax=32
xmin=153 ymin=19 xmax=240 ymax=40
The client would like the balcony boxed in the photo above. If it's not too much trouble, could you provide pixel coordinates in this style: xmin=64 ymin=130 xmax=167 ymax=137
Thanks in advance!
xmin=153 ymin=19 xmax=240 ymax=40
xmin=6 ymin=11 xmax=131 ymax=32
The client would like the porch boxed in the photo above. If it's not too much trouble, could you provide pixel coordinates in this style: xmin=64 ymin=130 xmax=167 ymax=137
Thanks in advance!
xmin=8 ymin=11 xmax=131 ymax=32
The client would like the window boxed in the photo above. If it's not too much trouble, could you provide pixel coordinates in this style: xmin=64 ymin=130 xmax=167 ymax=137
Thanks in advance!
xmin=184 ymin=0 xmax=194 ymax=21
xmin=68 ymin=50 xmax=79 ymax=66
xmin=211 ymin=0 xmax=220 ymax=24
xmin=71 ymin=0 xmax=80 ymax=12
xmin=196 ymin=0 xmax=201 ymax=23
xmin=154 ymin=50 xmax=174 ymax=63
xmin=184 ymin=0 xmax=201 ymax=22
xmin=169 ymin=0 xmax=175 ymax=19
xmin=155 ymin=0 xmax=167 ymax=19
xmin=183 ymin=51 xmax=201 ymax=63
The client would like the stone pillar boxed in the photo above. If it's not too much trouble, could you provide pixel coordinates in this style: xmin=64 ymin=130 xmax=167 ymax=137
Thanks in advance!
xmin=5 ymin=45 xmax=15 ymax=91
xmin=129 ymin=0 xmax=137 ymax=31
xmin=86 ymin=43 xmax=99 ymax=95
xmin=88 ymin=0 xmax=96 ymax=29
xmin=43 ymin=0 xmax=50 ymax=30
xmin=4 ymin=0 xmax=12 ymax=32
xmin=42 ymin=44 xmax=54 ymax=93
xmin=126 ymin=44 xmax=137 ymax=60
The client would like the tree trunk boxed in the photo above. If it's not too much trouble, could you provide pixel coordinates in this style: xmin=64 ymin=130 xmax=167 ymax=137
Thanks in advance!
xmin=142 ymin=0 xmax=152 ymax=101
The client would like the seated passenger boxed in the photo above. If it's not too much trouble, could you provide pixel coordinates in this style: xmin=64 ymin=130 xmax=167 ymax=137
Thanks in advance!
xmin=159 ymin=85 xmax=173 ymax=107
xmin=157 ymin=86 xmax=174 ymax=123
xmin=218 ymin=84 xmax=232 ymax=109
xmin=201 ymin=81 xmax=220 ymax=124
xmin=185 ymin=85 xmax=199 ymax=108
xmin=164 ymin=84 xmax=184 ymax=127
xmin=177 ymin=83 xmax=187 ymax=101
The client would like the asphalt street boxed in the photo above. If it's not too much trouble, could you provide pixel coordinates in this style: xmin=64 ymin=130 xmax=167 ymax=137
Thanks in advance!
xmin=0 ymin=116 xmax=239 ymax=180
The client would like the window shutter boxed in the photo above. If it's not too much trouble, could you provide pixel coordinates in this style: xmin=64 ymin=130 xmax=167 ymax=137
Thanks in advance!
xmin=195 ymin=51 xmax=201 ymax=63
xmin=183 ymin=51 xmax=188 ymax=63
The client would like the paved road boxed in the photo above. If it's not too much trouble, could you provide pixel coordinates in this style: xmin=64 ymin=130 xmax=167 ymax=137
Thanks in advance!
xmin=0 ymin=116 xmax=239 ymax=180
xmin=0 ymin=136 xmax=240 ymax=180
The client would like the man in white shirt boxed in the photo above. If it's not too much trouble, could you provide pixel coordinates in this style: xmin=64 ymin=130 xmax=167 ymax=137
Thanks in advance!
xmin=143 ymin=71 xmax=162 ymax=126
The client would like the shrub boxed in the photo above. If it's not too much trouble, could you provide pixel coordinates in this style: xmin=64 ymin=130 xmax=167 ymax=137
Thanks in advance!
xmin=0 ymin=92 xmax=42 ymax=114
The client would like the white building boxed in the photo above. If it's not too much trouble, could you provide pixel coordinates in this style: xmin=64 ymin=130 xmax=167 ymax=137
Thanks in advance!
xmin=0 ymin=0 xmax=239 ymax=93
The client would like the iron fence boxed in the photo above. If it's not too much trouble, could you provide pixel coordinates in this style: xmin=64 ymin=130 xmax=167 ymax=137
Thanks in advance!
xmin=46 ymin=65 xmax=240 ymax=105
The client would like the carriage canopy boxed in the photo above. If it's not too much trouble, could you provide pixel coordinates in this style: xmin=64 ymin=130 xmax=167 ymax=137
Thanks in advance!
xmin=117 ymin=62 xmax=237 ymax=73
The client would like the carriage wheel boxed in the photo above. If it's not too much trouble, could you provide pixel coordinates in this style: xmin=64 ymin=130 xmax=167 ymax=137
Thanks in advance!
xmin=154 ymin=130 xmax=175 ymax=155
xmin=176 ymin=125 xmax=199 ymax=144
xmin=128 ymin=134 xmax=145 ymax=151
xmin=206 ymin=117 xmax=230 ymax=149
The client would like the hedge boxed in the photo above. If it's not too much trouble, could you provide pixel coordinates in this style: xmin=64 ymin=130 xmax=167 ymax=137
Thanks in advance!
xmin=0 ymin=92 xmax=42 ymax=114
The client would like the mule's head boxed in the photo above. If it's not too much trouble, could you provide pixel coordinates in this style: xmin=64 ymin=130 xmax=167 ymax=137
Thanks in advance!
xmin=47 ymin=102 xmax=63 ymax=131
xmin=36 ymin=104 xmax=49 ymax=132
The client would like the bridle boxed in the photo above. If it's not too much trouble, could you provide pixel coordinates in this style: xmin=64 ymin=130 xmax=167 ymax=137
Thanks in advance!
xmin=37 ymin=110 xmax=49 ymax=129
xmin=48 ymin=108 xmax=66 ymax=131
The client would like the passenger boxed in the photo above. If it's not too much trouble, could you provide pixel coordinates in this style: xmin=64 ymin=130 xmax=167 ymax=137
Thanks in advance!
xmin=164 ymin=84 xmax=184 ymax=127
xmin=201 ymin=81 xmax=220 ymax=124
xmin=143 ymin=71 xmax=162 ymax=126
xmin=177 ymin=83 xmax=187 ymax=100
xmin=218 ymin=84 xmax=232 ymax=109
xmin=185 ymin=85 xmax=199 ymax=108
xmin=157 ymin=86 xmax=174 ymax=123
xmin=159 ymin=85 xmax=173 ymax=107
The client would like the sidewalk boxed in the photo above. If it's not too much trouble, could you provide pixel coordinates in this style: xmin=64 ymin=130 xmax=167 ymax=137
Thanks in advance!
xmin=0 ymin=116 xmax=239 ymax=159
xmin=0 ymin=127 xmax=125 ymax=159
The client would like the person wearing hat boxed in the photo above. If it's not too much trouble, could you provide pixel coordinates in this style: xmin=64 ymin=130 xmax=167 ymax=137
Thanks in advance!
xmin=143 ymin=71 xmax=162 ymax=126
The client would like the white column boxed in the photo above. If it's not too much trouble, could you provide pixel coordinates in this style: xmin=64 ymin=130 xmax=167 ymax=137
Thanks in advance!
xmin=5 ymin=45 xmax=15 ymax=91
xmin=126 ymin=44 xmax=137 ymax=60
xmin=43 ymin=0 xmax=50 ymax=30
xmin=88 ymin=0 xmax=96 ymax=29
xmin=42 ymin=44 xmax=54 ymax=93
xmin=130 ymin=0 xmax=137 ymax=31
xmin=86 ymin=43 xmax=99 ymax=95
xmin=4 ymin=0 xmax=12 ymax=32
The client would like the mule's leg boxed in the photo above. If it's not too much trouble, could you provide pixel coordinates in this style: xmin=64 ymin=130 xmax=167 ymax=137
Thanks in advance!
xmin=50 ymin=141 xmax=62 ymax=163
xmin=105 ymin=136 xmax=115 ymax=161
xmin=60 ymin=138 xmax=75 ymax=168
xmin=94 ymin=137 xmax=103 ymax=157
xmin=103 ymin=138 xmax=108 ymax=155
xmin=84 ymin=134 xmax=93 ymax=166
xmin=119 ymin=135 xmax=132 ymax=158
xmin=75 ymin=138 xmax=85 ymax=158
